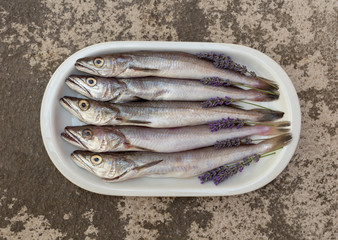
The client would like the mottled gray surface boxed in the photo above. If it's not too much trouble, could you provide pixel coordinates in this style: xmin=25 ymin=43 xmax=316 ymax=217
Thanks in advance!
xmin=0 ymin=0 xmax=337 ymax=239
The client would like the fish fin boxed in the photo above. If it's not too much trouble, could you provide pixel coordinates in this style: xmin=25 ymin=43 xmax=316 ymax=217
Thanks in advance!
xmin=255 ymin=76 xmax=279 ymax=91
xmin=246 ymin=89 xmax=279 ymax=101
xmin=129 ymin=96 xmax=148 ymax=102
xmin=261 ymin=121 xmax=291 ymax=136
xmin=130 ymin=67 xmax=160 ymax=72
xmin=264 ymin=91 xmax=279 ymax=101
xmin=124 ymin=143 xmax=154 ymax=152
xmin=116 ymin=117 xmax=151 ymax=125
xmin=134 ymin=160 xmax=163 ymax=171
xmin=254 ymin=109 xmax=284 ymax=121
xmin=260 ymin=133 xmax=292 ymax=152
xmin=270 ymin=121 xmax=290 ymax=128
xmin=124 ymin=119 xmax=152 ymax=125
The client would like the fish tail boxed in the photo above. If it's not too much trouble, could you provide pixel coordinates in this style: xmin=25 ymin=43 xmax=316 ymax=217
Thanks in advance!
xmin=266 ymin=92 xmax=279 ymax=101
xmin=263 ymin=91 xmax=279 ymax=101
xmin=260 ymin=133 xmax=292 ymax=153
xmin=254 ymin=109 xmax=284 ymax=121
xmin=247 ymin=89 xmax=280 ymax=102
xmin=255 ymin=76 xmax=279 ymax=91
xmin=261 ymin=121 xmax=290 ymax=136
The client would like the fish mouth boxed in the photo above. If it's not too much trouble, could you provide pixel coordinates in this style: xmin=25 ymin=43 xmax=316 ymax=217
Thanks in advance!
xmin=60 ymin=97 xmax=73 ymax=111
xmin=59 ymin=97 xmax=79 ymax=117
xmin=66 ymin=77 xmax=92 ymax=97
xmin=71 ymin=152 xmax=94 ymax=173
xmin=75 ymin=61 xmax=98 ymax=75
xmin=61 ymin=128 xmax=88 ymax=150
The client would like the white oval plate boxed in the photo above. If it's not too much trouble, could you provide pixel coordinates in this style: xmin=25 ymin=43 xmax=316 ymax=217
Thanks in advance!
xmin=40 ymin=42 xmax=301 ymax=196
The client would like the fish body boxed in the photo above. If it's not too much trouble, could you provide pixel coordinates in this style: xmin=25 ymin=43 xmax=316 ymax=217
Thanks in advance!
xmin=75 ymin=51 xmax=277 ymax=91
xmin=65 ymin=75 xmax=278 ymax=102
xmin=71 ymin=134 xmax=292 ymax=182
xmin=61 ymin=123 xmax=289 ymax=152
xmin=60 ymin=97 xmax=284 ymax=128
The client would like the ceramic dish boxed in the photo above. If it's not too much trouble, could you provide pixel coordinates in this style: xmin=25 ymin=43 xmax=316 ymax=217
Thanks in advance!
xmin=40 ymin=42 xmax=301 ymax=196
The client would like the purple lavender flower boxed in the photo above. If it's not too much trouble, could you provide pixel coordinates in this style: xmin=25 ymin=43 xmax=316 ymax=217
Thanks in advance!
xmin=208 ymin=117 xmax=245 ymax=132
xmin=250 ymin=71 xmax=257 ymax=77
xmin=200 ymin=77 xmax=231 ymax=87
xmin=197 ymin=52 xmax=257 ymax=77
xmin=202 ymin=97 xmax=232 ymax=108
xmin=196 ymin=52 xmax=227 ymax=61
xmin=245 ymin=137 xmax=253 ymax=145
xmin=242 ymin=156 xmax=251 ymax=166
xmin=198 ymin=154 xmax=260 ymax=185
xmin=253 ymin=154 xmax=260 ymax=162
xmin=240 ymin=65 xmax=247 ymax=75
xmin=214 ymin=138 xmax=241 ymax=149
xmin=214 ymin=137 xmax=253 ymax=149
xmin=198 ymin=165 xmax=226 ymax=184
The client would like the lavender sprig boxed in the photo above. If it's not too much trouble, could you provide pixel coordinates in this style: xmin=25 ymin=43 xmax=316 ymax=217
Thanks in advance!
xmin=199 ymin=148 xmax=281 ymax=185
xmin=202 ymin=97 xmax=232 ymax=108
xmin=212 ymin=154 xmax=260 ymax=185
xmin=198 ymin=154 xmax=260 ymax=185
xmin=199 ymin=77 xmax=278 ymax=96
xmin=198 ymin=165 xmax=226 ymax=184
xmin=209 ymin=117 xmax=245 ymax=132
xmin=202 ymin=96 xmax=274 ymax=111
xmin=200 ymin=77 xmax=231 ymax=87
xmin=209 ymin=118 xmax=274 ymax=132
xmin=196 ymin=52 xmax=257 ymax=77
xmin=214 ymin=137 xmax=253 ymax=149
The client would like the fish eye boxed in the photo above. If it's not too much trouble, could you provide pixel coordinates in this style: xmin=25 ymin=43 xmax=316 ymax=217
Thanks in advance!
xmin=78 ymin=99 xmax=90 ymax=111
xmin=90 ymin=155 xmax=103 ymax=165
xmin=86 ymin=77 xmax=97 ymax=87
xmin=82 ymin=129 xmax=92 ymax=138
xmin=94 ymin=58 xmax=104 ymax=68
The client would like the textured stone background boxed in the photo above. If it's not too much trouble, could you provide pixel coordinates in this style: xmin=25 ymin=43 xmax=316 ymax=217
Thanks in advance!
xmin=0 ymin=0 xmax=337 ymax=239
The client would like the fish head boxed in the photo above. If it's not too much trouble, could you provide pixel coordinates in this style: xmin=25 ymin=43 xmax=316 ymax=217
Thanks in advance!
xmin=60 ymin=97 xmax=120 ymax=125
xmin=61 ymin=126 xmax=125 ymax=152
xmin=75 ymin=55 xmax=129 ymax=77
xmin=65 ymin=75 xmax=126 ymax=101
xmin=71 ymin=151 xmax=138 ymax=181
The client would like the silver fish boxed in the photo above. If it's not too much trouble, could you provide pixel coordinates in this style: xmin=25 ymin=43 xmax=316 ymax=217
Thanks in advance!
xmin=59 ymin=96 xmax=284 ymax=128
xmin=61 ymin=123 xmax=289 ymax=152
xmin=75 ymin=51 xmax=277 ymax=91
xmin=65 ymin=75 xmax=278 ymax=102
xmin=71 ymin=134 xmax=292 ymax=182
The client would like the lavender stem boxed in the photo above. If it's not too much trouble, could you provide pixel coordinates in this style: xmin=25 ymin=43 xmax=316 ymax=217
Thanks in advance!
xmin=260 ymin=152 xmax=276 ymax=158
xmin=245 ymin=122 xmax=275 ymax=126
xmin=231 ymin=82 xmax=278 ymax=95
xmin=235 ymin=100 xmax=274 ymax=111
xmin=199 ymin=148 xmax=282 ymax=185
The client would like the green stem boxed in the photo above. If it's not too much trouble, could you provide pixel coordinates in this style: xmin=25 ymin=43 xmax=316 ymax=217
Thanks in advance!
xmin=245 ymin=122 xmax=275 ymax=126
xmin=250 ymin=139 xmax=266 ymax=141
xmin=231 ymin=82 xmax=278 ymax=95
xmin=234 ymin=100 xmax=274 ymax=111
xmin=260 ymin=152 xmax=276 ymax=158
xmin=260 ymin=147 xmax=283 ymax=158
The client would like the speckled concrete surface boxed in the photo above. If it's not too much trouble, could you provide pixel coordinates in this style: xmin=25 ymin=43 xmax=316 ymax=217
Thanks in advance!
xmin=0 ymin=0 xmax=337 ymax=239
